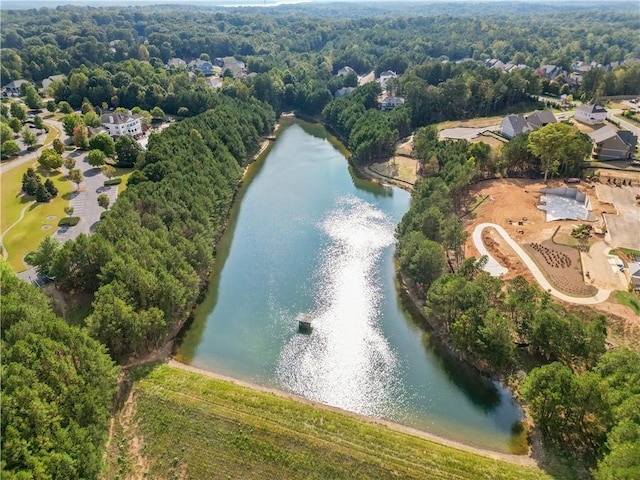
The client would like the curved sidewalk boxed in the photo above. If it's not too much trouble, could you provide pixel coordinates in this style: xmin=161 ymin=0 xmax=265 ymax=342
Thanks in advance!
xmin=472 ymin=223 xmax=611 ymax=305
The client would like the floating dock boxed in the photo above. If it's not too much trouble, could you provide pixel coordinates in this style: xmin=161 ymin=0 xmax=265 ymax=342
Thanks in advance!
xmin=297 ymin=314 xmax=312 ymax=333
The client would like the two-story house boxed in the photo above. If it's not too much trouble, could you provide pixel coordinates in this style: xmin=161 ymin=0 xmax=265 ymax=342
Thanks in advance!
xmin=100 ymin=111 xmax=143 ymax=138
xmin=574 ymin=104 xmax=608 ymax=125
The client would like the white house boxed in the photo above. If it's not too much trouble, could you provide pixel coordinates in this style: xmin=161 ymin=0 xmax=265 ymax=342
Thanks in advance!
xmin=378 ymin=70 xmax=398 ymax=89
xmin=574 ymin=104 xmax=607 ymax=125
xmin=337 ymin=66 xmax=354 ymax=76
xmin=100 ymin=112 xmax=142 ymax=138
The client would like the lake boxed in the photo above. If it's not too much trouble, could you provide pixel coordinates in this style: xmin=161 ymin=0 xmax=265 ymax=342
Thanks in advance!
xmin=176 ymin=119 xmax=525 ymax=453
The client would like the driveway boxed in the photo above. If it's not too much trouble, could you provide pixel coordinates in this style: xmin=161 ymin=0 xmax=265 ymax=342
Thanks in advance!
xmin=595 ymin=184 xmax=640 ymax=250
xmin=472 ymin=223 xmax=611 ymax=304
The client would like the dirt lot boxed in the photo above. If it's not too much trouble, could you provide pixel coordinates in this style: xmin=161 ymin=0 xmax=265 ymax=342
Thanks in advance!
xmin=595 ymin=184 xmax=640 ymax=250
xmin=464 ymin=178 xmax=639 ymax=325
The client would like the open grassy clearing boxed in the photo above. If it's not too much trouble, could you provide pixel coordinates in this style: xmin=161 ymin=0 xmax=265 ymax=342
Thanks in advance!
xmin=103 ymin=363 xmax=552 ymax=480
xmin=2 ymin=169 xmax=73 ymax=271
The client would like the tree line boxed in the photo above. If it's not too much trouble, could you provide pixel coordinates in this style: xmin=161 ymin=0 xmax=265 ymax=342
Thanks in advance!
xmin=394 ymin=127 xmax=638 ymax=477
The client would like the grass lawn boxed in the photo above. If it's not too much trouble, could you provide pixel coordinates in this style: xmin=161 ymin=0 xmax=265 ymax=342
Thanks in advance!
xmin=2 ymin=168 xmax=73 ymax=271
xmin=114 ymin=167 xmax=133 ymax=193
xmin=615 ymin=290 xmax=640 ymax=316
xmin=103 ymin=363 xmax=553 ymax=480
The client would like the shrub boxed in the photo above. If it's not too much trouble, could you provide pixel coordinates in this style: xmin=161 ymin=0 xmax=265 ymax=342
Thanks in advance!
xmin=58 ymin=216 xmax=80 ymax=226
xmin=104 ymin=178 xmax=122 ymax=186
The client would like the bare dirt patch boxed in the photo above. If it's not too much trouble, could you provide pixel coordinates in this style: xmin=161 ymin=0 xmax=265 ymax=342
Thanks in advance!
xmin=525 ymin=240 xmax=596 ymax=297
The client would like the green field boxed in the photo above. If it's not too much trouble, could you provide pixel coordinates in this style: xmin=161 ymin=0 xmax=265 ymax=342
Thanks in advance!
xmin=103 ymin=363 xmax=553 ymax=480
xmin=615 ymin=290 xmax=640 ymax=315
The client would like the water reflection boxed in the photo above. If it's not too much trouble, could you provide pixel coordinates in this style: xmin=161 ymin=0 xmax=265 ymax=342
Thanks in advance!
xmin=277 ymin=196 xmax=406 ymax=417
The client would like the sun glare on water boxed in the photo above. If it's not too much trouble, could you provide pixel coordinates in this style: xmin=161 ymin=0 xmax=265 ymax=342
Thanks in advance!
xmin=277 ymin=196 xmax=406 ymax=417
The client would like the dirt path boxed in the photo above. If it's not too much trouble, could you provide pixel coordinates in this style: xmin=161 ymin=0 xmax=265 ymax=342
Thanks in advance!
xmin=167 ymin=359 xmax=538 ymax=467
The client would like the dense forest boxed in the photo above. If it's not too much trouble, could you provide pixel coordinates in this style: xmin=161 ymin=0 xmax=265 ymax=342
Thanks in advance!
xmin=1 ymin=261 xmax=118 ymax=479
xmin=2 ymin=3 xmax=639 ymax=479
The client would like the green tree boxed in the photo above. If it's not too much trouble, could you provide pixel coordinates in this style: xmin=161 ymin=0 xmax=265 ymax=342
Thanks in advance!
xmin=83 ymin=110 xmax=101 ymax=128
xmin=8 ymin=117 xmax=22 ymax=133
xmin=21 ymin=126 xmax=37 ymax=148
xmin=88 ymin=132 xmax=116 ymax=156
xmin=44 ymin=178 xmax=58 ymax=197
xmin=61 ymin=113 xmax=83 ymax=136
xmin=1 ymin=139 xmax=20 ymax=158
xmin=1 ymin=261 xmax=118 ymax=480
xmin=37 ymin=148 xmax=63 ymax=172
xmin=64 ymin=205 xmax=74 ymax=217
xmin=1 ymin=122 xmax=14 ymax=142
xmin=151 ymin=106 xmax=165 ymax=120
xmin=397 ymin=231 xmax=446 ymax=292
xmin=31 ymin=235 xmax=60 ymax=277
xmin=102 ymin=164 xmax=116 ymax=179
xmin=46 ymin=99 xmax=57 ymax=112
xmin=33 ymin=115 xmax=45 ymax=133
xmin=87 ymin=149 xmax=106 ymax=168
xmin=21 ymin=167 xmax=40 ymax=195
xmin=10 ymin=101 xmax=26 ymax=121
xmin=63 ymin=156 xmax=76 ymax=171
xmin=115 ymin=134 xmax=142 ymax=167
xmin=35 ymin=181 xmax=52 ymax=202
xmin=69 ymin=168 xmax=84 ymax=190
xmin=97 ymin=193 xmax=110 ymax=211
xmin=57 ymin=101 xmax=74 ymax=114
xmin=528 ymin=123 xmax=592 ymax=182
xmin=23 ymin=83 xmax=42 ymax=109
xmin=53 ymin=138 xmax=65 ymax=155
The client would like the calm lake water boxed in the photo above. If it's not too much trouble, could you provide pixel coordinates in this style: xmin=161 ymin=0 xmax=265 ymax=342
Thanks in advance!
xmin=176 ymin=120 xmax=525 ymax=453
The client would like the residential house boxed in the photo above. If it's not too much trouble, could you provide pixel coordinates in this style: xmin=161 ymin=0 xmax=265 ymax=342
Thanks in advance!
xmin=379 ymin=93 xmax=405 ymax=111
xmin=628 ymin=262 xmax=640 ymax=290
xmin=214 ymin=57 xmax=246 ymax=77
xmin=166 ymin=57 xmax=187 ymax=69
xmin=334 ymin=87 xmax=355 ymax=98
xmin=378 ymin=70 xmax=398 ymax=89
xmin=337 ymin=66 xmax=354 ymax=76
xmin=188 ymin=59 xmax=214 ymax=76
xmin=500 ymin=114 xmax=534 ymax=139
xmin=101 ymin=111 xmax=143 ymax=138
xmin=536 ymin=64 xmax=565 ymax=79
xmin=574 ymin=104 xmax=607 ymax=125
xmin=2 ymin=79 xmax=30 ymax=97
xmin=205 ymin=77 xmax=223 ymax=89
xmin=589 ymin=126 xmax=638 ymax=160
xmin=41 ymin=74 xmax=65 ymax=93
xmin=525 ymin=109 xmax=557 ymax=128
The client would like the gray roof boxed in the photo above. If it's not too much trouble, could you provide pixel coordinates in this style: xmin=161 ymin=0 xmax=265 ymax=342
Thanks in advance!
xmin=577 ymin=104 xmax=607 ymax=114
xmin=589 ymin=126 xmax=618 ymax=144
xmin=503 ymin=114 xmax=532 ymax=136
xmin=4 ymin=79 xmax=29 ymax=89
xmin=101 ymin=112 xmax=141 ymax=125
xmin=526 ymin=109 xmax=557 ymax=127
xmin=589 ymin=125 xmax=638 ymax=147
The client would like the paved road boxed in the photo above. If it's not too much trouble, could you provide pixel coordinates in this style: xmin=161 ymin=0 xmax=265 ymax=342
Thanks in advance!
xmin=0 ymin=119 xmax=65 ymax=174
xmin=607 ymin=109 xmax=640 ymax=137
xmin=472 ymin=223 xmax=612 ymax=305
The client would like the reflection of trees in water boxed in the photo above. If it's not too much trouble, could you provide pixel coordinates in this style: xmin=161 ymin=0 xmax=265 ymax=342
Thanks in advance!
xmin=396 ymin=281 xmax=502 ymax=412
xmin=423 ymin=334 xmax=502 ymax=412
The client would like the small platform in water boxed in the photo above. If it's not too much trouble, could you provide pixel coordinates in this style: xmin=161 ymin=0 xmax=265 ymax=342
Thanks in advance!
xmin=297 ymin=314 xmax=313 ymax=334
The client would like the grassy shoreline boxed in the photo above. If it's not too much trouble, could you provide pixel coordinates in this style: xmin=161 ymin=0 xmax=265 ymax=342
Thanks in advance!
xmin=103 ymin=363 xmax=552 ymax=480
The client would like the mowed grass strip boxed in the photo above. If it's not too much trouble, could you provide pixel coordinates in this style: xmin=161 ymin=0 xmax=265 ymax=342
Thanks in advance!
xmin=105 ymin=364 xmax=552 ymax=480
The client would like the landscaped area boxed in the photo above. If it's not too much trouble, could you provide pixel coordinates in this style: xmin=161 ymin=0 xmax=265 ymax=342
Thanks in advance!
xmin=103 ymin=363 xmax=552 ymax=480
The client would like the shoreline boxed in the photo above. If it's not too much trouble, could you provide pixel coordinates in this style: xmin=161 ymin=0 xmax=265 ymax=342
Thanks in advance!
xmin=136 ymin=116 xmax=533 ymax=462
xmin=167 ymin=359 xmax=538 ymax=466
